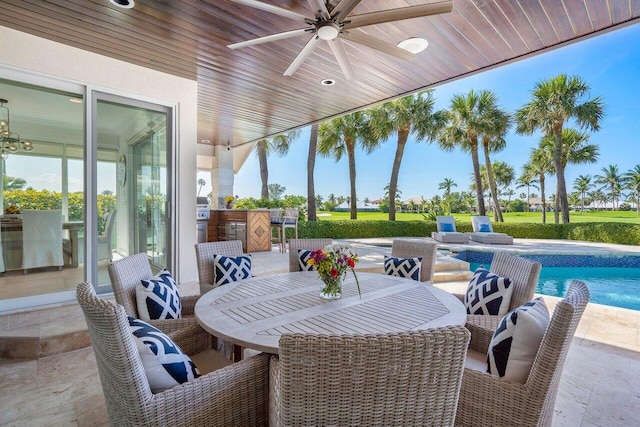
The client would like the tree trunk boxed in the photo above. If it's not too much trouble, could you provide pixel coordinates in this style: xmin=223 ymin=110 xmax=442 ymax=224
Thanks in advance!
xmin=388 ymin=129 xmax=409 ymax=221
xmin=470 ymin=139 xmax=486 ymax=216
xmin=553 ymin=130 xmax=570 ymax=223
xmin=307 ymin=123 xmax=318 ymax=221
xmin=554 ymin=179 xmax=560 ymax=224
xmin=257 ymin=140 xmax=269 ymax=200
xmin=483 ymin=142 xmax=503 ymax=222
xmin=540 ymin=174 xmax=546 ymax=224
xmin=346 ymin=139 xmax=358 ymax=220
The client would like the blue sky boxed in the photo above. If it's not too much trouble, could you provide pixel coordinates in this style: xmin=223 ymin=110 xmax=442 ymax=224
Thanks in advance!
xmin=224 ymin=22 xmax=640 ymax=203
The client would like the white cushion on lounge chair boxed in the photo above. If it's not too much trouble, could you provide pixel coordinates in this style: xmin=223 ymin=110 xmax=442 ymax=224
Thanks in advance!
xmin=432 ymin=215 xmax=469 ymax=244
xmin=468 ymin=216 xmax=513 ymax=245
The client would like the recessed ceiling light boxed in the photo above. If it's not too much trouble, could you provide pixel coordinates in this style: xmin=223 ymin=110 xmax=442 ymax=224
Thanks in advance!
xmin=109 ymin=0 xmax=134 ymax=9
xmin=201 ymin=139 xmax=211 ymax=143
xmin=321 ymin=79 xmax=336 ymax=86
xmin=68 ymin=97 xmax=83 ymax=104
xmin=397 ymin=37 xmax=428 ymax=54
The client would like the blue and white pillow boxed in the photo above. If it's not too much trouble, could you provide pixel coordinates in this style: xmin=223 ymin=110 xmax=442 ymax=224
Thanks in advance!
xmin=297 ymin=249 xmax=315 ymax=271
xmin=384 ymin=256 xmax=422 ymax=281
xmin=440 ymin=222 xmax=455 ymax=232
xmin=478 ymin=222 xmax=492 ymax=232
xmin=487 ymin=297 xmax=549 ymax=383
xmin=213 ymin=254 xmax=252 ymax=287
xmin=128 ymin=317 xmax=200 ymax=393
xmin=464 ymin=268 xmax=513 ymax=316
xmin=136 ymin=270 xmax=182 ymax=321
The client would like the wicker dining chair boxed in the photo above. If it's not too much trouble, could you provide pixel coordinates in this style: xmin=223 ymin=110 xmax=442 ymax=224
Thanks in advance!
xmin=287 ymin=238 xmax=333 ymax=272
xmin=455 ymin=280 xmax=590 ymax=427
xmin=463 ymin=252 xmax=542 ymax=344
xmin=270 ymin=326 xmax=470 ymax=427
xmin=195 ymin=240 xmax=244 ymax=294
xmin=390 ymin=239 xmax=438 ymax=283
xmin=107 ymin=252 xmax=198 ymax=334
xmin=76 ymin=282 xmax=269 ymax=427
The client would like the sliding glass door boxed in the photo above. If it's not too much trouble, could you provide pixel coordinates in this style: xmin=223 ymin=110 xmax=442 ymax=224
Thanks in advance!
xmin=93 ymin=94 xmax=171 ymax=290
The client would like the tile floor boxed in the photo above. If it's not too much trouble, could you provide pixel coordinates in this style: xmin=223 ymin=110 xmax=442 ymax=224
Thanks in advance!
xmin=1 ymin=238 xmax=639 ymax=426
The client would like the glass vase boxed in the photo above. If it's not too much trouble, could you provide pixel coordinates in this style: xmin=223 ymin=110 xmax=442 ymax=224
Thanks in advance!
xmin=319 ymin=275 xmax=342 ymax=299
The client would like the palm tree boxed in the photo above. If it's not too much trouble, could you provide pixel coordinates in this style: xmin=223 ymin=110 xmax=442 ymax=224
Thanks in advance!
xmin=256 ymin=130 xmax=300 ymax=200
xmin=623 ymin=165 xmax=640 ymax=214
xmin=588 ymin=189 xmax=606 ymax=210
xmin=318 ymin=111 xmax=378 ymax=219
xmin=503 ymin=188 xmax=515 ymax=211
xmin=525 ymin=147 xmax=554 ymax=223
xmin=515 ymin=74 xmax=604 ymax=223
xmin=307 ymin=123 xmax=318 ymax=221
xmin=479 ymin=95 xmax=511 ymax=222
xmin=540 ymin=128 xmax=599 ymax=221
xmin=573 ymin=174 xmax=593 ymax=213
xmin=438 ymin=178 xmax=457 ymax=214
xmin=595 ymin=165 xmax=623 ymax=210
xmin=369 ymin=90 xmax=447 ymax=220
xmin=516 ymin=171 xmax=539 ymax=212
xmin=197 ymin=178 xmax=206 ymax=196
xmin=439 ymin=90 xmax=502 ymax=216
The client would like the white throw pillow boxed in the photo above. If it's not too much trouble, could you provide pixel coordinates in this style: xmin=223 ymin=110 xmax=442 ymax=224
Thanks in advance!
xmin=487 ymin=297 xmax=550 ymax=383
xmin=464 ymin=268 xmax=513 ymax=317
xmin=128 ymin=317 xmax=200 ymax=393
xmin=136 ymin=269 xmax=182 ymax=321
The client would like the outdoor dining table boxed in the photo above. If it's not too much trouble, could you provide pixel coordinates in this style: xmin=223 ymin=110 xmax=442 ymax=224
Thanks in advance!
xmin=195 ymin=271 xmax=466 ymax=359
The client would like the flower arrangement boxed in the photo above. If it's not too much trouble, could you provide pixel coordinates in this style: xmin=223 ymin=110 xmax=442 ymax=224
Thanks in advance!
xmin=224 ymin=195 xmax=235 ymax=209
xmin=308 ymin=244 xmax=360 ymax=299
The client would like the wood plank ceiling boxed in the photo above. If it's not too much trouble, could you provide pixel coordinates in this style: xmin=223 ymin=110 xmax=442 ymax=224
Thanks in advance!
xmin=1 ymin=0 xmax=639 ymax=148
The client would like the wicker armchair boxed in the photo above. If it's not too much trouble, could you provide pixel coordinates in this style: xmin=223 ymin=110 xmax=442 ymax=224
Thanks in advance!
xmin=195 ymin=240 xmax=244 ymax=294
xmin=270 ymin=327 xmax=470 ymax=427
xmin=76 ymin=282 xmax=269 ymax=427
xmin=287 ymin=238 xmax=333 ymax=272
xmin=462 ymin=252 xmax=542 ymax=342
xmin=455 ymin=280 xmax=590 ymax=427
xmin=107 ymin=252 xmax=198 ymax=334
xmin=390 ymin=239 xmax=438 ymax=282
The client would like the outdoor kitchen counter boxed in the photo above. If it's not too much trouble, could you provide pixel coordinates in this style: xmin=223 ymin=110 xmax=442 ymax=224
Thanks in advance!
xmin=207 ymin=209 xmax=271 ymax=252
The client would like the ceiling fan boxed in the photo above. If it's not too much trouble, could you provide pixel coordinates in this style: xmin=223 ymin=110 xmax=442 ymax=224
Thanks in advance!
xmin=227 ymin=0 xmax=453 ymax=80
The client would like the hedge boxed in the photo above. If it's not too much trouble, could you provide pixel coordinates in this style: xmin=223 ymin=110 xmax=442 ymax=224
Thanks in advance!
xmin=291 ymin=220 xmax=640 ymax=246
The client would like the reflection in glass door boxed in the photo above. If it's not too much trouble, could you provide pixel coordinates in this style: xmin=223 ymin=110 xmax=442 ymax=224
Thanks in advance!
xmin=133 ymin=124 xmax=168 ymax=269
xmin=95 ymin=96 xmax=170 ymax=289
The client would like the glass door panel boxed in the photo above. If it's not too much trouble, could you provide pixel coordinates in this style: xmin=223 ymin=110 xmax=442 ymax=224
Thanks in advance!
xmin=94 ymin=97 xmax=170 ymax=289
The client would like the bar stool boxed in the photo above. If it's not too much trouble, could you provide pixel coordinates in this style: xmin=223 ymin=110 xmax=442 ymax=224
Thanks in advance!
xmin=269 ymin=208 xmax=284 ymax=252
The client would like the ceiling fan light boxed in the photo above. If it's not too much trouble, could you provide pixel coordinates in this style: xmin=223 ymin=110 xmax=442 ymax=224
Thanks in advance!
xmin=397 ymin=37 xmax=428 ymax=54
xmin=317 ymin=22 xmax=340 ymax=40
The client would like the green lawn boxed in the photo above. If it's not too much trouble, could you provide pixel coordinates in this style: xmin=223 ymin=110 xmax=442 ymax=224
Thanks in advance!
xmin=316 ymin=210 xmax=640 ymax=224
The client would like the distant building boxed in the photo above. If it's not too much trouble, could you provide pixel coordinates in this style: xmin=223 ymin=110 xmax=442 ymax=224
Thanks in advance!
xmin=334 ymin=201 xmax=380 ymax=212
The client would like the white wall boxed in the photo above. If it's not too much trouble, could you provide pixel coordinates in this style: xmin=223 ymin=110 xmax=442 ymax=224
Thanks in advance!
xmin=0 ymin=26 xmax=199 ymax=284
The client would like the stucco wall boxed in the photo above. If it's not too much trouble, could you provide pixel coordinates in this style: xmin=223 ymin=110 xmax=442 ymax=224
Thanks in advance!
xmin=0 ymin=26 xmax=199 ymax=285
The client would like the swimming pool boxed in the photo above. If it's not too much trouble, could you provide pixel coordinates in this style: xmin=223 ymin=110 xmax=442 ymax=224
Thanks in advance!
xmin=458 ymin=251 xmax=640 ymax=311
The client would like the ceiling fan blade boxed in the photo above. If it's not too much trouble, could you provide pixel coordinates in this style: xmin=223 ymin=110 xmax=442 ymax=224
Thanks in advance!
xmin=228 ymin=0 xmax=308 ymax=21
xmin=327 ymin=38 xmax=355 ymax=80
xmin=307 ymin=0 xmax=331 ymax=20
xmin=341 ymin=31 xmax=415 ymax=62
xmin=228 ymin=28 xmax=309 ymax=49
xmin=343 ymin=1 xmax=453 ymax=30
xmin=331 ymin=0 xmax=363 ymax=22
xmin=284 ymin=36 xmax=322 ymax=76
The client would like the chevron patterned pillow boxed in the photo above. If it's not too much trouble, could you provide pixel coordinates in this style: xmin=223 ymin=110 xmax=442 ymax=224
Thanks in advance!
xmin=297 ymin=249 xmax=315 ymax=271
xmin=213 ymin=254 xmax=252 ymax=287
xmin=487 ymin=297 xmax=549 ymax=383
xmin=129 ymin=316 xmax=201 ymax=393
xmin=464 ymin=268 xmax=513 ymax=316
xmin=384 ymin=256 xmax=422 ymax=281
xmin=136 ymin=269 xmax=182 ymax=321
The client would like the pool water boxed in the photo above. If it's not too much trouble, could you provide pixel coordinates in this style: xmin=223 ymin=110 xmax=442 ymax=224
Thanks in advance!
xmin=469 ymin=262 xmax=640 ymax=311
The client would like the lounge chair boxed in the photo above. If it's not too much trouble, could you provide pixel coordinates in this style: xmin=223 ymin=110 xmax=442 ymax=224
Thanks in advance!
xmin=468 ymin=216 xmax=513 ymax=245
xmin=431 ymin=215 xmax=469 ymax=244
